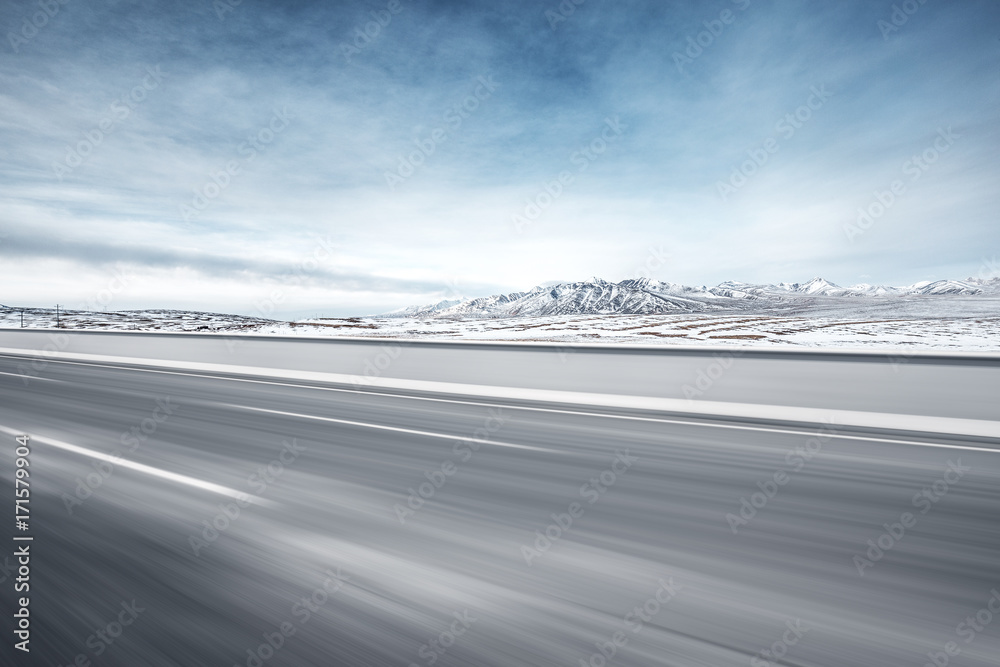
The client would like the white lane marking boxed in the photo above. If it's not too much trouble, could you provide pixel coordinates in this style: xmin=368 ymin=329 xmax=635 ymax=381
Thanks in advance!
xmin=0 ymin=424 xmax=273 ymax=506
xmin=215 ymin=403 xmax=996 ymax=454
xmin=216 ymin=403 xmax=556 ymax=453
xmin=0 ymin=370 xmax=63 ymax=383
xmin=2 ymin=353 xmax=999 ymax=452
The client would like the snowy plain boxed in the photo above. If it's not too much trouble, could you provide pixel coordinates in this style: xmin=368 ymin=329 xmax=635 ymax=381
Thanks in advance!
xmin=3 ymin=298 xmax=998 ymax=351
xmin=4 ymin=276 xmax=999 ymax=350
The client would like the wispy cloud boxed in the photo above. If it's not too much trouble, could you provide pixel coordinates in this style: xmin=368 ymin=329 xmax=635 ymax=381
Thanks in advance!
xmin=1 ymin=0 xmax=998 ymax=315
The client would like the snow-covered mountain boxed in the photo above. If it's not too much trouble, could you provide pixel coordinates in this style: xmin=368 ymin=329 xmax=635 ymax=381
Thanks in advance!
xmin=382 ymin=299 xmax=463 ymax=317
xmin=904 ymin=279 xmax=985 ymax=295
xmin=383 ymin=277 xmax=997 ymax=318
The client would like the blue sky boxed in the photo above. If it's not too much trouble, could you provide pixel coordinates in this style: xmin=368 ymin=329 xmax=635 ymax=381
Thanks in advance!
xmin=1 ymin=0 xmax=998 ymax=317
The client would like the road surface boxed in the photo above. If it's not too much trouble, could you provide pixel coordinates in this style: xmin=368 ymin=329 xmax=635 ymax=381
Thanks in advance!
xmin=1 ymin=334 xmax=998 ymax=666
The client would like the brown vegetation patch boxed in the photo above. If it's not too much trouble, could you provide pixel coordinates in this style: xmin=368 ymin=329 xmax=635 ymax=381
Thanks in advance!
xmin=707 ymin=334 xmax=769 ymax=340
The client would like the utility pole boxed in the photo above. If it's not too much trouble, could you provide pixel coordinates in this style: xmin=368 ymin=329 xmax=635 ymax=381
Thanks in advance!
xmin=20 ymin=309 xmax=23 ymax=328
xmin=56 ymin=304 xmax=60 ymax=328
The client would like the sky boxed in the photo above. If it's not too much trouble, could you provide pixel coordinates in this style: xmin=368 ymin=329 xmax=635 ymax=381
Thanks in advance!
xmin=1 ymin=0 xmax=998 ymax=318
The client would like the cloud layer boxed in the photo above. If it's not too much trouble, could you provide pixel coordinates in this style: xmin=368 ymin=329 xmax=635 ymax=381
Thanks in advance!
xmin=2 ymin=0 xmax=998 ymax=316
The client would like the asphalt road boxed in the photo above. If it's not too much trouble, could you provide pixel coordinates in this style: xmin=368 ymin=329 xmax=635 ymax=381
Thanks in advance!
xmin=1 ymin=346 xmax=999 ymax=666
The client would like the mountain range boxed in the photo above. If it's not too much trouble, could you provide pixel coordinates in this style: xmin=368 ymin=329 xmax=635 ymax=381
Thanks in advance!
xmin=382 ymin=276 xmax=1000 ymax=318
